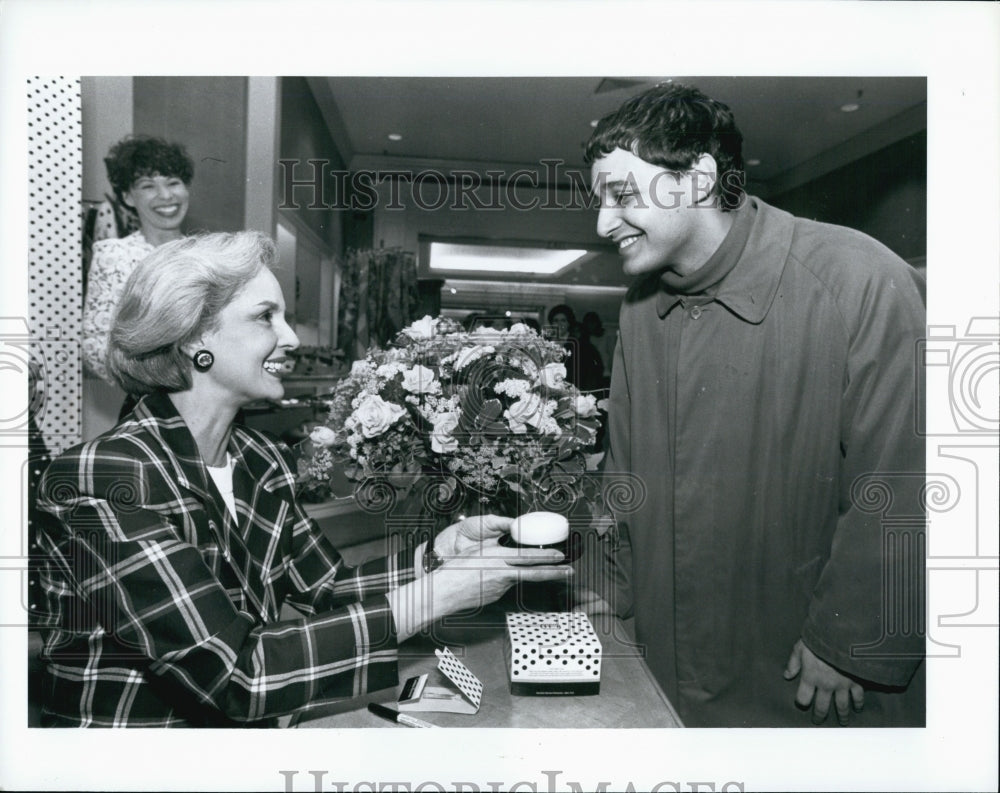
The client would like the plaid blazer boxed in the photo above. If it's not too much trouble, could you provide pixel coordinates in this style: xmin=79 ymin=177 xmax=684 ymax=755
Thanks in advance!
xmin=36 ymin=391 xmax=415 ymax=727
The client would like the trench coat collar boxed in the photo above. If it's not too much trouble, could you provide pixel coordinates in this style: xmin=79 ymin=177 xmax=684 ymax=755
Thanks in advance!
xmin=656 ymin=196 xmax=793 ymax=325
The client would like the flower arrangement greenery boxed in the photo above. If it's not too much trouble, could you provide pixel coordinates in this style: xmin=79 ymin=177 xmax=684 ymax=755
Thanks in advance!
xmin=297 ymin=315 xmax=603 ymax=519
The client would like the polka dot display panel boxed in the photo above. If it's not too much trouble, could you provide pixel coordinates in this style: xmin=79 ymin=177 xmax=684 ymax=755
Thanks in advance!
xmin=506 ymin=612 xmax=603 ymax=682
xmin=27 ymin=77 xmax=83 ymax=456
xmin=434 ymin=647 xmax=483 ymax=708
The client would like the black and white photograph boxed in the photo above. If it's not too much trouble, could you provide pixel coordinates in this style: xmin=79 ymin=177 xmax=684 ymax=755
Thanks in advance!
xmin=1 ymin=2 xmax=997 ymax=791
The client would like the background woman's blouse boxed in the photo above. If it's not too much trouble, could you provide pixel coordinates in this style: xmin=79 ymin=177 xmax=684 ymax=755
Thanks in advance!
xmin=81 ymin=231 xmax=154 ymax=384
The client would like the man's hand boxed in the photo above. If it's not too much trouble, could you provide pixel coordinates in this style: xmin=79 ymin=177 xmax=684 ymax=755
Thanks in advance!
xmin=783 ymin=639 xmax=865 ymax=725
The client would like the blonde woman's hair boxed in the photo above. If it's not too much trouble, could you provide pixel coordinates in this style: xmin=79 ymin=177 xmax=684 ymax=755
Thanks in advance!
xmin=107 ymin=231 xmax=277 ymax=394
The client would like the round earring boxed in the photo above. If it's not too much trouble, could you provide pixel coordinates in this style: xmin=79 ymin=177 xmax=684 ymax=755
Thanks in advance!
xmin=192 ymin=350 xmax=214 ymax=372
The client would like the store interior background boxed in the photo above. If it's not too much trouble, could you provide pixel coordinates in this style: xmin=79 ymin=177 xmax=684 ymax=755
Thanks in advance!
xmin=78 ymin=75 xmax=927 ymax=444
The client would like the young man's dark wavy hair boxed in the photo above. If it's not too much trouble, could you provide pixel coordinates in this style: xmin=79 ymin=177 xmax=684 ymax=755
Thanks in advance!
xmin=104 ymin=134 xmax=195 ymax=212
xmin=585 ymin=83 xmax=746 ymax=210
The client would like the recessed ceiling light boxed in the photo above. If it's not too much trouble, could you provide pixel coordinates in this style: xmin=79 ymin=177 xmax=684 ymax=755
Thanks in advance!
xmin=746 ymin=158 xmax=761 ymax=167
xmin=429 ymin=242 xmax=589 ymax=276
xmin=449 ymin=287 xmax=457 ymax=294
xmin=590 ymin=119 xmax=599 ymax=128
xmin=387 ymin=133 xmax=403 ymax=141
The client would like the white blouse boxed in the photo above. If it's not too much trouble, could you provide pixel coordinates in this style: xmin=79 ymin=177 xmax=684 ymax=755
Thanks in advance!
xmin=81 ymin=231 xmax=155 ymax=385
xmin=205 ymin=454 xmax=238 ymax=521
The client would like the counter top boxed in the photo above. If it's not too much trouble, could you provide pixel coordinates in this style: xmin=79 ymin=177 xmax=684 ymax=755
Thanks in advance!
xmin=291 ymin=599 xmax=682 ymax=729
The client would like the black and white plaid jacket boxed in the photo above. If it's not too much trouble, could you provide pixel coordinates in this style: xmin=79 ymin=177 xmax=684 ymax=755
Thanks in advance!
xmin=36 ymin=390 xmax=414 ymax=727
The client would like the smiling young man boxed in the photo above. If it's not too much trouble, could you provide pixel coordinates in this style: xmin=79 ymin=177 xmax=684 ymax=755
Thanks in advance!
xmin=584 ymin=83 xmax=926 ymax=727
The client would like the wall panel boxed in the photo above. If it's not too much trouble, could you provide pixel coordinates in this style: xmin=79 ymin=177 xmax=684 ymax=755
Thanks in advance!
xmin=27 ymin=76 xmax=82 ymax=456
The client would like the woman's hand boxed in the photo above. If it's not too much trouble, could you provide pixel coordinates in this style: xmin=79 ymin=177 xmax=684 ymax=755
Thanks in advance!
xmin=415 ymin=513 xmax=520 ymax=576
xmin=388 ymin=525 xmax=572 ymax=643
xmin=433 ymin=513 xmax=514 ymax=557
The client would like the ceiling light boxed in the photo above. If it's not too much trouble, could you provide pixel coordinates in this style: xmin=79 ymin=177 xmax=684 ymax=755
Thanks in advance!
xmin=746 ymin=158 xmax=761 ymax=167
xmin=387 ymin=133 xmax=403 ymax=141
xmin=449 ymin=287 xmax=457 ymax=294
xmin=429 ymin=242 xmax=589 ymax=276
xmin=590 ymin=119 xmax=599 ymax=128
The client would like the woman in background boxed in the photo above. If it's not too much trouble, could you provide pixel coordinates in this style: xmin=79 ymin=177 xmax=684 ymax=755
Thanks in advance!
xmin=577 ymin=311 xmax=608 ymax=395
xmin=546 ymin=303 xmax=580 ymax=387
xmin=82 ymin=134 xmax=194 ymax=390
xmin=38 ymin=231 xmax=569 ymax=727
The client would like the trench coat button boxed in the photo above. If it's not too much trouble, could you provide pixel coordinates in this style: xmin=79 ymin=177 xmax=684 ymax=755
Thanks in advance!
xmin=690 ymin=306 xmax=703 ymax=320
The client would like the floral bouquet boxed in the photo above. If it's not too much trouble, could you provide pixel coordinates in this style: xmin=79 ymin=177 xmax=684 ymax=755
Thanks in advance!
xmin=296 ymin=315 xmax=604 ymax=522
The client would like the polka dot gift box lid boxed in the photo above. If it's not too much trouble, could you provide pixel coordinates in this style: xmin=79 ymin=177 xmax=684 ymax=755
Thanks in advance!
xmin=397 ymin=647 xmax=483 ymax=715
xmin=505 ymin=612 xmax=602 ymax=696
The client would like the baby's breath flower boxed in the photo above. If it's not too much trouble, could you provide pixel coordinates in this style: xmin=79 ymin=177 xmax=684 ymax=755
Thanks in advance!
xmin=494 ymin=378 xmax=531 ymax=398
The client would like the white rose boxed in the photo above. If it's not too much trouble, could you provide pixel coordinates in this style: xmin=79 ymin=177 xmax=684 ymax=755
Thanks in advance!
xmin=351 ymin=394 xmax=407 ymax=438
xmin=309 ymin=425 xmax=338 ymax=447
xmin=574 ymin=393 xmax=599 ymax=418
xmin=507 ymin=322 xmax=531 ymax=336
xmin=454 ymin=344 xmax=494 ymax=370
xmin=401 ymin=364 xmax=440 ymax=394
xmin=504 ymin=393 xmax=544 ymax=433
xmin=430 ymin=411 xmax=461 ymax=453
xmin=504 ymin=412 xmax=530 ymax=435
xmin=402 ymin=315 xmax=436 ymax=339
xmin=539 ymin=362 xmax=567 ymax=389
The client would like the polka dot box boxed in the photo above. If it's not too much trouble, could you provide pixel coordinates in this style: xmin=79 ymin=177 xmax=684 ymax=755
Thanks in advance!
xmin=505 ymin=612 xmax=602 ymax=696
